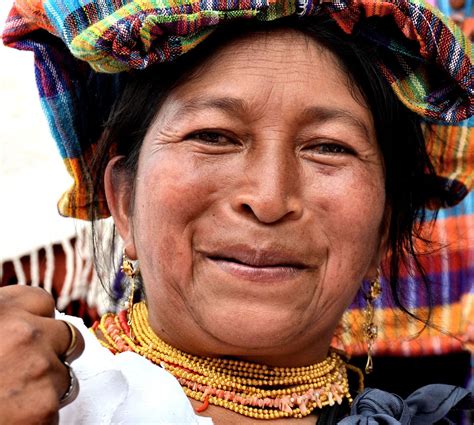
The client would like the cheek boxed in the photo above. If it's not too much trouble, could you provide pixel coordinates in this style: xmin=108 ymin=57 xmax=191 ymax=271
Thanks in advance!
xmin=341 ymin=171 xmax=385 ymax=245
xmin=304 ymin=167 xmax=385 ymax=309
xmin=132 ymin=155 xmax=220 ymax=284
xmin=310 ymin=164 xmax=385 ymax=246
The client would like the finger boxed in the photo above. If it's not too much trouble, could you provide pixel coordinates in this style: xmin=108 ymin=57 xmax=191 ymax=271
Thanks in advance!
xmin=46 ymin=412 xmax=60 ymax=425
xmin=4 ymin=314 xmax=85 ymax=364
xmin=0 ymin=286 xmax=56 ymax=317
xmin=44 ymin=326 xmax=82 ymax=406
xmin=38 ymin=358 xmax=74 ymax=418
xmin=58 ymin=361 xmax=80 ymax=409
xmin=43 ymin=318 xmax=85 ymax=361
xmin=58 ymin=320 xmax=85 ymax=362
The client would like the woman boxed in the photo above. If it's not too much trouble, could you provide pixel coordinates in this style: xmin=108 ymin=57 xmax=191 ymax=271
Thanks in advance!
xmin=1 ymin=0 xmax=473 ymax=423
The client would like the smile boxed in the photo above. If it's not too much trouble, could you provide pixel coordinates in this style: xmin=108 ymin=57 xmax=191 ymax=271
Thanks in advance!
xmin=201 ymin=246 xmax=309 ymax=283
xmin=208 ymin=255 xmax=306 ymax=269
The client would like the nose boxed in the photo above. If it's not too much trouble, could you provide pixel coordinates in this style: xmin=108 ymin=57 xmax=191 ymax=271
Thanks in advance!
xmin=231 ymin=147 xmax=304 ymax=224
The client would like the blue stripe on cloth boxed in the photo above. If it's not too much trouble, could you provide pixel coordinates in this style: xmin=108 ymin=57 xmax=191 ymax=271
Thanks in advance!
xmin=45 ymin=0 xmax=122 ymax=44
xmin=377 ymin=266 xmax=474 ymax=309
xmin=435 ymin=192 xmax=474 ymax=219
xmin=348 ymin=265 xmax=474 ymax=310
xmin=40 ymin=96 xmax=82 ymax=158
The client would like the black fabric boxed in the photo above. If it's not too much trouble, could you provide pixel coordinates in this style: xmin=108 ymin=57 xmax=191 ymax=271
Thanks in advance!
xmin=350 ymin=352 xmax=471 ymax=398
xmin=316 ymin=400 xmax=350 ymax=424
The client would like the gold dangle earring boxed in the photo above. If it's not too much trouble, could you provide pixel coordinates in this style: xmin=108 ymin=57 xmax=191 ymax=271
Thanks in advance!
xmin=121 ymin=249 xmax=139 ymax=340
xmin=363 ymin=269 xmax=381 ymax=374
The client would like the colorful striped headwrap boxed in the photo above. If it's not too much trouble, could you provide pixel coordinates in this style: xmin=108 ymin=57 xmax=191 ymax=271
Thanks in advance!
xmin=3 ymin=0 xmax=473 ymax=219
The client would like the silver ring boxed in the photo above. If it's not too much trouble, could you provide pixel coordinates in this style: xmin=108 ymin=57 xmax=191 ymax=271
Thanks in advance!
xmin=59 ymin=361 xmax=79 ymax=408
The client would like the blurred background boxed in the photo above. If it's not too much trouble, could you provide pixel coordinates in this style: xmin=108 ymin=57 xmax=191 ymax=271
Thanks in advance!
xmin=0 ymin=4 xmax=111 ymax=320
xmin=0 ymin=3 xmax=76 ymax=262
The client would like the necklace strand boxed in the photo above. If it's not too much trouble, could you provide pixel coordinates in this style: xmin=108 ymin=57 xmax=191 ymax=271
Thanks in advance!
xmin=92 ymin=302 xmax=353 ymax=419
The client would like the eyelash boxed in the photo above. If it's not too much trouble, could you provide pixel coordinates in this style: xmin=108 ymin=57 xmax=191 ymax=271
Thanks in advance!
xmin=307 ymin=142 xmax=354 ymax=155
xmin=187 ymin=131 xmax=237 ymax=146
xmin=187 ymin=131 xmax=355 ymax=157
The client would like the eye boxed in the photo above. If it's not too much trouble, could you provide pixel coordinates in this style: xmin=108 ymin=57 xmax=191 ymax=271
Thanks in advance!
xmin=305 ymin=142 xmax=355 ymax=156
xmin=187 ymin=131 xmax=237 ymax=146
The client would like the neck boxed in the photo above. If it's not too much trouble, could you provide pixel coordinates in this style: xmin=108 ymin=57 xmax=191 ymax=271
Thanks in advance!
xmin=146 ymin=301 xmax=336 ymax=368
xmin=94 ymin=302 xmax=355 ymax=420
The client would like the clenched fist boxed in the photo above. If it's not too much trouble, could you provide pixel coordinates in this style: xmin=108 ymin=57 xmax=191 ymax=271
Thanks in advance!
xmin=0 ymin=286 xmax=84 ymax=424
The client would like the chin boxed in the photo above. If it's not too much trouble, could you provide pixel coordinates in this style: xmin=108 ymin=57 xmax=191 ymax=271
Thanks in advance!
xmin=198 ymin=303 xmax=310 ymax=354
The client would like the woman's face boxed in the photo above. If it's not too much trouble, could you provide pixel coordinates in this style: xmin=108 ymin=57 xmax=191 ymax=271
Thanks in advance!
xmin=110 ymin=29 xmax=387 ymax=366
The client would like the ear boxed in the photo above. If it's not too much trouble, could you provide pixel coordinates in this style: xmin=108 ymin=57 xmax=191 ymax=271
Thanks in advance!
xmin=104 ymin=156 xmax=138 ymax=260
xmin=364 ymin=205 xmax=391 ymax=281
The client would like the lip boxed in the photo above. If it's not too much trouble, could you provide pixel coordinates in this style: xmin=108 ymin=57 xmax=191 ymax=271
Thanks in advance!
xmin=199 ymin=244 xmax=310 ymax=282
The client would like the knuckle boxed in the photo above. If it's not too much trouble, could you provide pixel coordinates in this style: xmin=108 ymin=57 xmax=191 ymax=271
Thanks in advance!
xmin=28 ymin=355 xmax=54 ymax=380
xmin=0 ymin=288 xmax=56 ymax=328
xmin=0 ymin=285 xmax=40 ymax=301
xmin=0 ymin=286 xmax=19 ymax=306
xmin=0 ymin=383 xmax=60 ymax=425
xmin=8 ymin=318 xmax=41 ymax=347
xmin=31 ymin=389 xmax=60 ymax=425
xmin=31 ymin=287 xmax=56 ymax=312
xmin=38 ymin=288 xmax=56 ymax=313
xmin=42 ymin=393 xmax=60 ymax=420
xmin=0 ymin=286 xmax=55 ymax=313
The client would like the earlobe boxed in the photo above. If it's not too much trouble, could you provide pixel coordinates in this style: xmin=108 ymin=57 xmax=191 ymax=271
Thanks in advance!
xmin=104 ymin=156 xmax=137 ymax=260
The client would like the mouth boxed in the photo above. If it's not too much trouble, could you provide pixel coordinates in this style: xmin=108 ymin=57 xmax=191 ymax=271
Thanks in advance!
xmin=208 ymin=255 xmax=306 ymax=269
xmin=201 ymin=246 xmax=309 ymax=282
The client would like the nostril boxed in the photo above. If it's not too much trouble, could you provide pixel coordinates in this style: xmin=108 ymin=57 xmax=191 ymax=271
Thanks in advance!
xmin=233 ymin=193 xmax=303 ymax=224
xmin=242 ymin=203 xmax=253 ymax=214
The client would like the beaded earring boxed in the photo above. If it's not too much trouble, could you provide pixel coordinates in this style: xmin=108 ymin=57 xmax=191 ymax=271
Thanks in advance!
xmin=121 ymin=249 xmax=140 ymax=340
xmin=363 ymin=269 xmax=381 ymax=374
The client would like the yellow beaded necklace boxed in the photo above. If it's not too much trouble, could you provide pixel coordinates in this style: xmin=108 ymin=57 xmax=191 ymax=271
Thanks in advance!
xmin=93 ymin=301 xmax=354 ymax=420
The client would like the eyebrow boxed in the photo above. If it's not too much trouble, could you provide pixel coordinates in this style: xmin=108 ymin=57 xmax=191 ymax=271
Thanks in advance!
xmin=173 ymin=96 xmax=371 ymax=139
xmin=175 ymin=96 xmax=249 ymax=118
xmin=301 ymin=106 xmax=372 ymax=140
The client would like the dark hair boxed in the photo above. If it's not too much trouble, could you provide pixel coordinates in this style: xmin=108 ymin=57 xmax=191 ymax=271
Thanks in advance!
xmin=91 ymin=15 xmax=439 ymax=324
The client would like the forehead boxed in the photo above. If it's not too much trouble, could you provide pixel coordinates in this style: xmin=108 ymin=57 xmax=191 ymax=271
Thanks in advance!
xmin=178 ymin=28 xmax=348 ymax=91
xmin=206 ymin=29 xmax=329 ymax=74
xmin=153 ymin=28 xmax=373 ymax=137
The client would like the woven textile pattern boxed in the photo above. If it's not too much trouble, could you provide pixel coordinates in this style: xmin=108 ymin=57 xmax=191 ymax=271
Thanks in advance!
xmin=337 ymin=191 xmax=474 ymax=357
xmin=338 ymin=0 xmax=474 ymax=360
xmin=2 ymin=0 xmax=473 ymax=220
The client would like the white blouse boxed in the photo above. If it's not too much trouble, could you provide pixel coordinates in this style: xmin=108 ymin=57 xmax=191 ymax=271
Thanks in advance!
xmin=58 ymin=313 xmax=213 ymax=424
